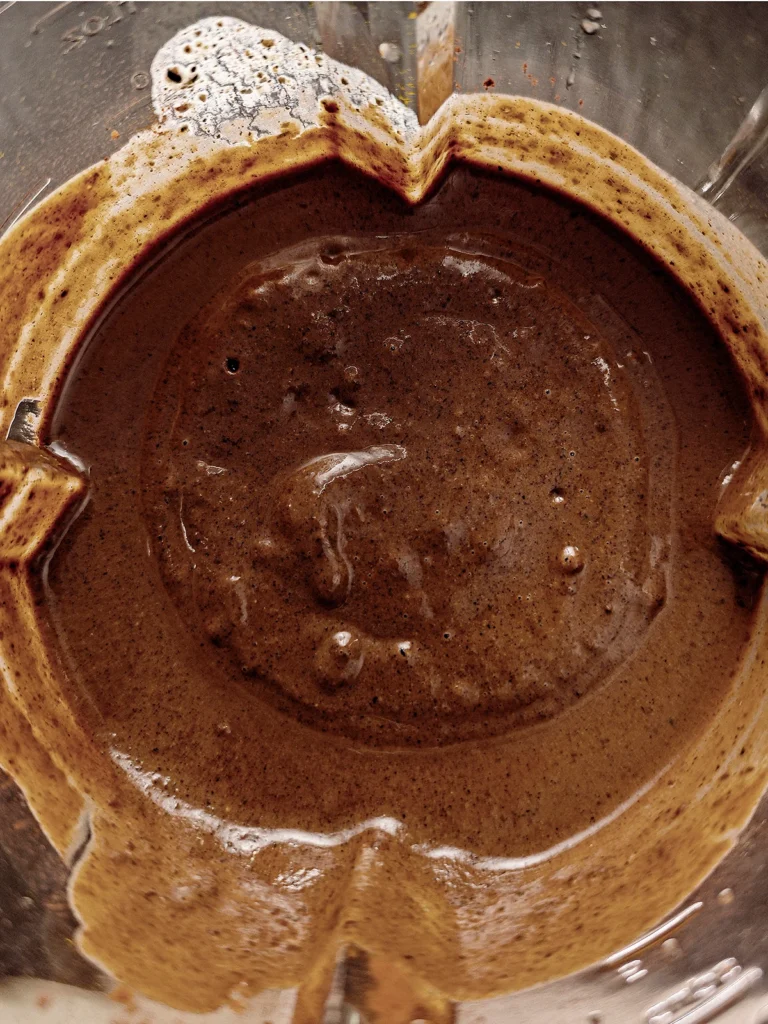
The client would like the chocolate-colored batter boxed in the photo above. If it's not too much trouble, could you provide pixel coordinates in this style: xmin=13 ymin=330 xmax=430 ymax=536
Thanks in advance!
xmin=37 ymin=160 xmax=761 ymax=1006
xmin=144 ymin=232 xmax=671 ymax=746
xmin=48 ymin=157 xmax=755 ymax=835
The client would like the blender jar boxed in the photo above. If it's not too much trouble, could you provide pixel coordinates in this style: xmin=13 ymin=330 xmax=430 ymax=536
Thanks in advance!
xmin=1 ymin=4 xmax=768 ymax=1023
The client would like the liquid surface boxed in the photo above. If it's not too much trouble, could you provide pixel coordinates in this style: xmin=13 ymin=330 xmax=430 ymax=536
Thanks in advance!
xmin=49 ymin=161 xmax=756 ymax=836
xmin=40 ymin=161 xmax=763 ymax=1005
xmin=144 ymin=236 xmax=672 ymax=745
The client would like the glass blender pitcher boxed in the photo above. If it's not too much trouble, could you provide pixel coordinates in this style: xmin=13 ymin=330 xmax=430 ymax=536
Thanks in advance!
xmin=1 ymin=4 xmax=767 ymax=1023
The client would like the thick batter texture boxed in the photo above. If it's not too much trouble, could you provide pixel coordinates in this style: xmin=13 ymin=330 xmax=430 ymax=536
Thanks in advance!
xmin=48 ymin=157 xmax=756 ymax=847
xmin=144 ymin=235 xmax=671 ymax=745
xmin=40 ymin=161 xmax=761 ymax=1007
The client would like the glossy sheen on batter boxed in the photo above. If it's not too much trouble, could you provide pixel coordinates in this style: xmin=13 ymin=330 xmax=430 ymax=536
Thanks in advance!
xmin=144 ymin=235 xmax=672 ymax=746
xmin=41 ymin=162 xmax=762 ymax=1007
xmin=48 ymin=158 xmax=755 ymax=832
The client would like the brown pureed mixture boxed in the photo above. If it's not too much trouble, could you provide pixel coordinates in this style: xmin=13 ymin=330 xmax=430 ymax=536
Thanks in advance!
xmin=32 ymin=158 xmax=764 ymax=1008
xmin=145 ymin=226 xmax=673 ymax=747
